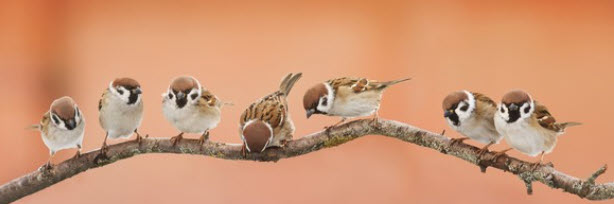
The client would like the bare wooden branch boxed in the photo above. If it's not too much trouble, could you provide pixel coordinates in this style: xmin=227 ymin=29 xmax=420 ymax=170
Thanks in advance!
xmin=0 ymin=119 xmax=612 ymax=203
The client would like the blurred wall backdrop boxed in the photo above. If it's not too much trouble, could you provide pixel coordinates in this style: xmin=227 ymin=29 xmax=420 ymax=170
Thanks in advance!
xmin=1 ymin=1 xmax=613 ymax=203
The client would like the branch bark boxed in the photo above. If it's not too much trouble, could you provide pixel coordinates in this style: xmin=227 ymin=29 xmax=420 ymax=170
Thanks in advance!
xmin=0 ymin=119 xmax=612 ymax=203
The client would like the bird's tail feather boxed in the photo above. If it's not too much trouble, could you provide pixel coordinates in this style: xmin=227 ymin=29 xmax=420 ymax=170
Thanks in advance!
xmin=378 ymin=77 xmax=411 ymax=89
xmin=26 ymin=124 xmax=40 ymax=131
xmin=279 ymin=72 xmax=303 ymax=96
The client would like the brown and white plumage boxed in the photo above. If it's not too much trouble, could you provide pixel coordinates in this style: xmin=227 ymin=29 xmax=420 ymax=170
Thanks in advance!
xmin=494 ymin=90 xmax=580 ymax=161
xmin=31 ymin=96 xmax=85 ymax=168
xmin=303 ymin=77 xmax=410 ymax=127
xmin=162 ymin=76 xmax=226 ymax=145
xmin=240 ymin=73 xmax=302 ymax=153
xmin=442 ymin=90 xmax=502 ymax=146
xmin=98 ymin=78 xmax=144 ymax=154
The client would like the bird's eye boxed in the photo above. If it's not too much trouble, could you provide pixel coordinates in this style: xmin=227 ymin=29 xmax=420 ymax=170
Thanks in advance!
xmin=524 ymin=105 xmax=531 ymax=114
xmin=460 ymin=105 xmax=468 ymax=112
xmin=500 ymin=107 xmax=504 ymax=113
xmin=168 ymin=93 xmax=173 ymax=99
xmin=190 ymin=93 xmax=198 ymax=100
xmin=52 ymin=115 xmax=60 ymax=124
xmin=321 ymin=97 xmax=328 ymax=106
xmin=117 ymin=89 xmax=124 ymax=95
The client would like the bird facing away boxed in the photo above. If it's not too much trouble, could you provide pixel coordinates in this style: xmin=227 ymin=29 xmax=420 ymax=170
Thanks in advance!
xmin=494 ymin=90 xmax=580 ymax=167
xmin=31 ymin=96 xmax=85 ymax=169
xmin=98 ymin=77 xmax=144 ymax=155
xmin=162 ymin=76 xmax=228 ymax=146
xmin=303 ymin=77 xmax=410 ymax=129
xmin=240 ymin=72 xmax=302 ymax=155
xmin=442 ymin=90 xmax=507 ymax=159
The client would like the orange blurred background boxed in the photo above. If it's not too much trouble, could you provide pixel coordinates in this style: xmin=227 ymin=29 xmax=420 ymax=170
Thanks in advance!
xmin=1 ymin=0 xmax=613 ymax=203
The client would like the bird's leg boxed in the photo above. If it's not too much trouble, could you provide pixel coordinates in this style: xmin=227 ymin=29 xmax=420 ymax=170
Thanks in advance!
xmin=73 ymin=144 xmax=82 ymax=159
xmin=325 ymin=118 xmax=347 ymax=133
xmin=450 ymin=137 xmax=469 ymax=146
xmin=40 ymin=152 xmax=55 ymax=171
xmin=370 ymin=111 xmax=381 ymax=127
xmin=241 ymin=143 xmax=247 ymax=158
xmin=531 ymin=151 xmax=546 ymax=171
xmin=476 ymin=142 xmax=495 ymax=161
xmin=490 ymin=148 xmax=512 ymax=163
xmin=170 ymin=132 xmax=184 ymax=146
xmin=100 ymin=133 xmax=109 ymax=156
xmin=198 ymin=130 xmax=209 ymax=146
xmin=134 ymin=129 xmax=147 ymax=144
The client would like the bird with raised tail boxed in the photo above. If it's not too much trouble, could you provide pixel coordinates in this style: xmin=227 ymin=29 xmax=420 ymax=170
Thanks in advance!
xmin=303 ymin=77 xmax=410 ymax=129
xmin=239 ymin=73 xmax=302 ymax=155
xmin=442 ymin=90 xmax=508 ymax=159
xmin=494 ymin=90 xmax=581 ymax=167
xmin=98 ymin=77 xmax=144 ymax=155
xmin=30 ymin=96 xmax=85 ymax=170
xmin=162 ymin=76 xmax=228 ymax=146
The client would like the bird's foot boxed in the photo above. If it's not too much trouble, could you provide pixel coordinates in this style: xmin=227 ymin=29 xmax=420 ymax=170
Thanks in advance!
xmin=39 ymin=162 xmax=53 ymax=172
xmin=490 ymin=148 xmax=512 ymax=163
xmin=449 ymin=137 xmax=468 ymax=146
xmin=170 ymin=133 xmax=184 ymax=146
xmin=72 ymin=150 xmax=81 ymax=159
xmin=198 ymin=132 xmax=210 ymax=146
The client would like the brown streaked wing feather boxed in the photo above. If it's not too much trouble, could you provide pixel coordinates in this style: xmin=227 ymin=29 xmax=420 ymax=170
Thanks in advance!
xmin=472 ymin=92 xmax=497 ymax=108
xmin=98 ymin=89 xmax=109 ymax=111
xmin=240 ymin=95 xmax=286 ymax=129
xmin=40 ymin=112 xmax=51 ymax=135
xmin=533 ymin=102 xmax=559 ymax=132
xmin=327 ymin=77 xmax=360 ymax=92
xmin=328 ymin=77 xmax=406 ymax=93
xmin=198 ymin=89 xmax=216 ymax=107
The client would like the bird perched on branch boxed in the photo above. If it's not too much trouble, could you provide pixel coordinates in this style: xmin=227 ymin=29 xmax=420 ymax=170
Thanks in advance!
xmin=442 ymin=90 xmax=507 ymax=159
xmin=30 ymin=96 xmax=85 ymax=169
xmin=98 ymin=77 xmax=144 ymax=155
xmin=303 ymin=77 xmax=410 ymax=129
xmin=239 ymin=72 xmax=302 ymax=155
xmin=162 ymin=76 xmax=228 ymax=146
xmin=494 ymin=90 xmax=581 ymax=167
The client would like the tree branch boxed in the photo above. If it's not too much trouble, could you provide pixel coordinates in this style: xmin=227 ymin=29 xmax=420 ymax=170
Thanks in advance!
xmin=0 ymin=119 xmax=612 ymax=203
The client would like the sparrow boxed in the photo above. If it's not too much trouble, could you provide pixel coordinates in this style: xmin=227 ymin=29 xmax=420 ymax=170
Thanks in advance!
xmin=442 ymin=91 xmax=508 ymax=159
xmin=303 ymin=77 xmax=410 ymax=128
xmin=239 ymin=73 xmax=302 ymax=155
xmin=30 ymin=96 xmax=85 ymax=169
xmin=98 ymin=77 xmax=144 ymax=155
xmin=494 ymin=90 xmax=580 ymax=167
xmin=162 ymin=76 xmax=227 ymax=146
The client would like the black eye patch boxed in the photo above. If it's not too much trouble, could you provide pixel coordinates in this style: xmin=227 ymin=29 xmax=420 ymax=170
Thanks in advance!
xmin=321 ymin=97 xmax=328 ymax=106
xmin=52 ymin=115 xmax=60 ymax=124
xmin=168 ymin=93 xmax=173 ymax=99
xmin=460 ymin=105 xmax=468 ymax=111
xmin=190 ymin=93 xmax=198 ymax=100
xmin=500 ymin=107 xmax=504 ymax=113
xmin=117 ymin=89 xmax=124 ymax=95
xmin=524 ymin=105 xmax=531 ymax=114
xmin=75 ymin=107 xmax=80 ymax=117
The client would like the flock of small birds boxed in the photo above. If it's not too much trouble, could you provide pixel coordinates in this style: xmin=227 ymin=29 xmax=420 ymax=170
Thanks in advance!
xmin=30 ymin=72 xmax=579 ymax=170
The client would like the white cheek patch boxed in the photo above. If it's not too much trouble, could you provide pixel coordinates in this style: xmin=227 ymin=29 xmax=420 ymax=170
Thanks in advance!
xmin=497 ymin=104 xmax=510 ymax=121
xmin=454 ymin=91 xmax=476 ymax=122
xmin=187 ymin=89 xmax=200 ymax=103
xmin=316 ymin=83 xmax=334 ymax=113
xmin=519 ymin=101 xmax=535 ymax=119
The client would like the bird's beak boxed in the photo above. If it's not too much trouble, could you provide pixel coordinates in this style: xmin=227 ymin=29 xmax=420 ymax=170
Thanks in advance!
xmin=306 ymin=109 xmax=314 ymax=119
xmin=508 ymin=104 xmax=519 ymax=111
xmin=66 ymin=119 xmax=76 ymax=130
xmin=132 ymin=88 xmax=142 ymax=95
xmin=444 ymin=110 xmax=454 ymax=118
